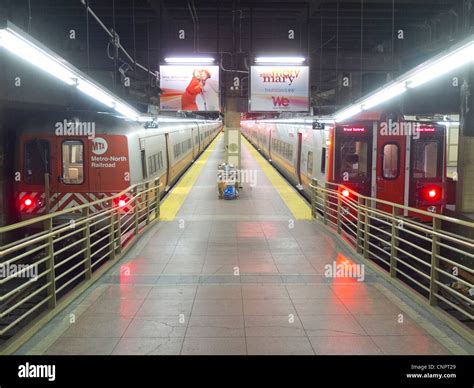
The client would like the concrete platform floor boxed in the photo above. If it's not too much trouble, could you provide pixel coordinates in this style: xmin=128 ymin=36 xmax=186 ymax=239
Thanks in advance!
xmin=16 ymin=135 xmax=473 ymax=355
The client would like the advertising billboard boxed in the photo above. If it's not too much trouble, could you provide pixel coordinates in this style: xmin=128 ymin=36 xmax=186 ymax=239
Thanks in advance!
xmin=250 ymin=65 xmax=309 ymax=112
xmin=159 ymin=65 xmax=220 ymax=112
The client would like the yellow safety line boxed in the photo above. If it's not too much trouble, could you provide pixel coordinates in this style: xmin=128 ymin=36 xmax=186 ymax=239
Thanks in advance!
xmin=242 ymin=136 xmax=312 ymax=220
xmin=160 ymin=133 xmax=222 ymax=221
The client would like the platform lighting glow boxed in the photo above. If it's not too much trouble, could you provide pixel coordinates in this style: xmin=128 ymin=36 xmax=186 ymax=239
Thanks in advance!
xmin=164 ymin=57 xmax=214 ymax=63
xmin=0 ymin=22 xmax=154 ymax=122
xmin=255 ymin=56 xmax=306 ymax=64
xmin=333 ymin=34 xmax=474 ymax=123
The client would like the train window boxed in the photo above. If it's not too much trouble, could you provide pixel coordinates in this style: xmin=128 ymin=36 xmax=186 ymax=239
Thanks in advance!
xmin=148 ymin=155 xmax=157 ymax=175
xmin=24 ymin=139 xmax=50 ymax=185
xmin=412 ymin=140 xmax=439 ymax=178
xmin=141 ymin=150 xmax=147 ymax=179
xmin=339 ymin=140 xmax=369 ymax=180
xmin=158 ymin=152 xmax=163 ymax=170
xmin=307 ymin=151 xmax=314 ymax=174
xmin=61 ymin=140 xmax=84 ymax=185
xmin=321 ymin=148 xmax=327 ymax=174
xmin=174 ymin=143 xmax=181 ymax=158
xmin=382 ymin=143 xmax=399 ymax=179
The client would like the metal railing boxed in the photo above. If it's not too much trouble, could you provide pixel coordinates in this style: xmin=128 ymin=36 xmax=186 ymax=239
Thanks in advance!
xmin=310 ymin=179 xmax=474 ymax=333
xmin=0 ymin=178 xmax=161 ymax=341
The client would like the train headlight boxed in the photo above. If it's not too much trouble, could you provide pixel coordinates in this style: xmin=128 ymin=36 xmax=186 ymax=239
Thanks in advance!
xmin=118 ymin=199 xmax=126 ymax=208
xmin=342 ymin=189 xmax=350 ymax=198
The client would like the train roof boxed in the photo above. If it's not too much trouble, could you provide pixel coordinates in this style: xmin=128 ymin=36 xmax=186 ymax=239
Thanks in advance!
xmin=14 ymin=110 xmax=221 ymax=138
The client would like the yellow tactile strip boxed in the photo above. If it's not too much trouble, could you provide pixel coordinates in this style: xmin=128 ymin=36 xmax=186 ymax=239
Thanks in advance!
xmin=242 ymin=136 xmax=312 ymax=220
xmin=160 ymin=133 xmax=222 ymax=221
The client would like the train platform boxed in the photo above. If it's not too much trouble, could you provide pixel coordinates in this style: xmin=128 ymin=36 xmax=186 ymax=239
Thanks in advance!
xmin=14 ymin=134 xmax=473 ymax=356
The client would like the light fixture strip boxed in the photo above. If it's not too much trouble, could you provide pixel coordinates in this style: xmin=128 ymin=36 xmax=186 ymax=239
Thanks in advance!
xmin=0 ymin=22 xmax=151 ymax=121
xmin=164 ymin=57 xmax=215 ymax=64
xmin=333 ymin=34 xmax=474 ymax=122
xmin=255 ymin=56 xmax=306 ymax=64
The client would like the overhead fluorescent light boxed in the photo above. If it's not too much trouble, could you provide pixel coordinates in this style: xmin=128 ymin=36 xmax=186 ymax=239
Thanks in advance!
xmin=76 ymin=81 xmax=115 ymax=108
xmin=333 ymin=34 xmax=474 ymax=122
xmin=0 ymin=27 xmax=77 ymax=85
xmin=360 ymin=83 xmax=406 ymax=111
xmin=0 ymin=21 xmax=148 ymax=122
xmin=406 ymin=41 xmax=474 ymax=89
xmin=255 ymin=56 xmax=306 ymax=64
xmin=436 ymin=121 xmax=460 ymax=126
xmin=164 ymin=57 xmax=214 ymax=64
xmin=335 ymin=106 xmax=362 ymax=123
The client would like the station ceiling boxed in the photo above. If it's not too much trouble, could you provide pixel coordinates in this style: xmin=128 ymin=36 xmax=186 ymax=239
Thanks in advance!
xmin=1 ymin=0 xmax=469 ymax=115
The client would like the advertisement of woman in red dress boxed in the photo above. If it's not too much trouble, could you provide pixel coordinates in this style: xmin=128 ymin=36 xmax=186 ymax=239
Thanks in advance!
xmin=181 ymin=69 xmax=203 ymax=111
xmin=159 ymin=65 xmax=220 ymax=112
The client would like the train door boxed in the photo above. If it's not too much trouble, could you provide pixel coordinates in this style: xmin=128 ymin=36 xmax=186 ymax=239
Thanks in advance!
xmin=164 ymin=132 xmax=171 ymax=188
xmin=296 ymin=132 xmax=303 ymax=185
xmin=375 ymin=123 xmax=406 ymax=211
xmin=408 ymin=124 xmax=445 ymax=215
xmin=53 ymin=137 xmax=89 ymax=211
xmin=192 ymin=126 xmax=197 ymax=160
xmin=334 ymin=124 xmax=372 ymax=196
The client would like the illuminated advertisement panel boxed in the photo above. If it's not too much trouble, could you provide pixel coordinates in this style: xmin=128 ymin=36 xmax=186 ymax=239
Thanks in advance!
xmin=159 ymin=65 xmax=220 ymax=111
xmin=250 ymin=65 xmax=309 ymax=112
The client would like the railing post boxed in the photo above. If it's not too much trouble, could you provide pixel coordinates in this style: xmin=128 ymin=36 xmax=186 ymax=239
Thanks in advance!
xmin=430 ymin=217 xmax=441 ymax=306
xmin=337 ymin=195 xmax=342 ymax=234
xmin=145 ymin=181 xmax=151 ymax=225
xmin=390 ymin=207 xmax=399 ymax=278
xmin=134 ymin=187 xmax=139 ymax=235
xmin=363 ymin=198 xmax=369 ymax=259
xmin=155 ymin=178 xmax=160 ymax=220
xmin=108 ymin=201 xmax=117 ymax=260
xmin=116 ymin=201 xmax=122 ymax=255
xmin=356 ymin=196 xmax=363 ymax=254
xmin=83 ymin=207 xmax=92 ymax=279
xmin=45 ymin=218 xmax=56 ymax=309
xmin=323 ymin=190 xmax=328 ymax=225
xmin=311 ymin=178 xmax=318 ymax=219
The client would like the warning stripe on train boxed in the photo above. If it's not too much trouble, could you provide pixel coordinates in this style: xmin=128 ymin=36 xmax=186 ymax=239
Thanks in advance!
xmin=17 ymin=192 xmax=116 ymax=213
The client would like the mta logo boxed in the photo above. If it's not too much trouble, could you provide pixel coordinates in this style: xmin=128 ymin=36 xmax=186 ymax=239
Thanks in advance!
xmin=92 ymin=137 xmax=108 ymax=155
xmin=272 ymin=96 xmax=290 ymax=107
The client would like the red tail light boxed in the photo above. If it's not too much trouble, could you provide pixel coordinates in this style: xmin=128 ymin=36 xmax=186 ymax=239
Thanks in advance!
xmin=341 ymin=189 xmax=350 ymax=198
xmin=21 ymin=196 xmax=34 ymax=208
xmin=420 ymin=186 xmax=442 ymax=202
xmin=114 ymin=196 xmax=128 ymax=208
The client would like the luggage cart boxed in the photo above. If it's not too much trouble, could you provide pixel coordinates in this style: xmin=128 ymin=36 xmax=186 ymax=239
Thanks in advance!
xmin=217 ymin=163 xmax=239 ymax=199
